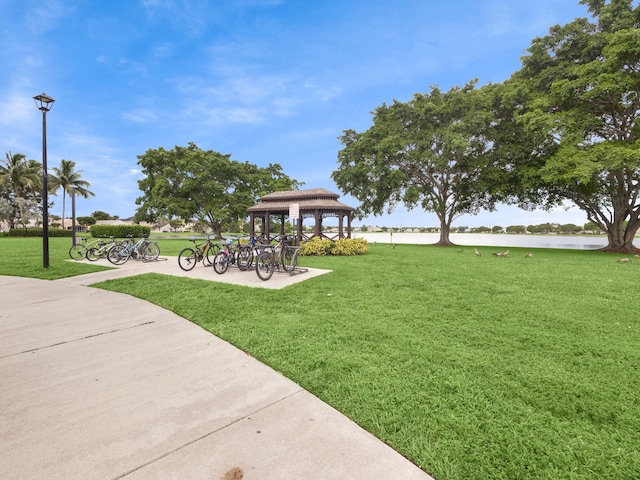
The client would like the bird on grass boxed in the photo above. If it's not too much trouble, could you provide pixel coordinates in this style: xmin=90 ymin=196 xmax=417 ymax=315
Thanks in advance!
xmin=492 ymin=250 xmax=509 ymax=257
xmin=525 ymin=252 xmax=532 ymax=258
xmin=474 ymin=248 xmax=481 ymax=257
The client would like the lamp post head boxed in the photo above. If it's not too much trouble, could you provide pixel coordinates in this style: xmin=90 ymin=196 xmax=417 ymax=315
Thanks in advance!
xmin=33 ymin=93 xmax=55 ymax=112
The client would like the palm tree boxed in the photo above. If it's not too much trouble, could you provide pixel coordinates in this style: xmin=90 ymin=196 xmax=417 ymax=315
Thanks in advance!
xmin=49 ymin=159 xmax=94 ymax=230
xmin=0 ymin=151 xmax=42 ymax=228
xmin=1 ymin=151 xmax=41 ymax=196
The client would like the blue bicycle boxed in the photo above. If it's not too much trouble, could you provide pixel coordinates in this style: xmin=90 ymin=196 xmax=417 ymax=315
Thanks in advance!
xmin=107 ymin=235 xmax=160 ymax=265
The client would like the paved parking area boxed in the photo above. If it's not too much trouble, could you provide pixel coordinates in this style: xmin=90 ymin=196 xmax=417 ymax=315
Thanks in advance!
xmin=62 ymin=256 xmax=332 ymax=289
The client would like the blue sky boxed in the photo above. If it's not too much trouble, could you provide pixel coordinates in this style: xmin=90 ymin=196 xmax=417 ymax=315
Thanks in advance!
xmin=1 ymin=0 xmax=593 ymax=228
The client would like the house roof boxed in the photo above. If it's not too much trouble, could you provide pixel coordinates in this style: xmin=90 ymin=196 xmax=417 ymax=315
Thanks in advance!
xmin=260 ymin=188 xmax=339 ymax=201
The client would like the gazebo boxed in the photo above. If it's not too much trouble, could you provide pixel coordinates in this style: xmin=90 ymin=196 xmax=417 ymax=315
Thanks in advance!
xmin=247 ymin=188 xmax=355 ymax=244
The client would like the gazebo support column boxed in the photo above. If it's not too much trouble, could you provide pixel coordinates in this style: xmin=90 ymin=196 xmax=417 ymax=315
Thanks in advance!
xmin=314 ymin=210 xmax=321 ymax=238
xmin=296 ymin=215 xmax=303 ymax=245
xmin=265 ymin=214 xmax=271 ymax=242
xmin=249 ymin=213 xmax=255 ymax=239
xmin=347 ymin=213 xmax=352 ymax=239
xmin=338 ymin=214 xmax=344 ymax=239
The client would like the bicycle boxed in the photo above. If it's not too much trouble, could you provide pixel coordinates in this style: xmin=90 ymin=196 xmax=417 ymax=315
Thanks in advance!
xmin=107 ymin=235 xmax=160 ymax=265
xmin=85 ymin=237 xmax=121 ymax=261
xmin=69 ymin=237 xmax=103 ymax=260
xmin=178 ymin=234 xmax=221 ymax=271
xmin=212 ymin=238 xmax=242 ymax=274
xmin=255 ymin=234 xmax=300 ymax=281
xmin=236 ymin=236 xmax=264 ymax=271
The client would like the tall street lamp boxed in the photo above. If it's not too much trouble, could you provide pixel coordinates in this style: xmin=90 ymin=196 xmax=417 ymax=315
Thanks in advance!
xmin=71 ymin=188 xmax=77 ymax=247
xmin=34 ymin=93 xmax=55 ymax=269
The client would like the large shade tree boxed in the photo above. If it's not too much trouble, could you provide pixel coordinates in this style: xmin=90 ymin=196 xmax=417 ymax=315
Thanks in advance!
xmin=502 ymin=0 xmax=640 ymax=252
xmin=135 ymin=143 xmax=301 ymax=238
xmin=332 ymin=81 xmax=498 ymax=245
xmin=49 ymin=159 xmax=94 ymax=230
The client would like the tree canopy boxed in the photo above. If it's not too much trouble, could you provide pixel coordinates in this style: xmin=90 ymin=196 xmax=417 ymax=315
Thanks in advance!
xmin=91 ymin=210 xmax=117 ymax=220
xmin=77 ymin=216 xmax=96 ymax=227
xmin=332 ymin=81 xmax=498 ymax=245
xmin=496 ymin=0 xmax=640 ymax=252
xmin=135 ymin=143 xmax=301 ymax=238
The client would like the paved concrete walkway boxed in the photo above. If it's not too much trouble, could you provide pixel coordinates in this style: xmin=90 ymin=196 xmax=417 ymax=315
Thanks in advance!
xmin=0 ymin=260 xmax=433 ymax=479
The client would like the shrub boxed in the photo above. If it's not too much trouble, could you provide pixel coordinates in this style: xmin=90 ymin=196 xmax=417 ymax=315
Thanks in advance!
xmin=7 ymin=228 xmax=72 ymax=237
xmin=300 ymin=237 xmax=368 ymax=256
xmin=331 ymin=238 xmax=368 ymax=256
xmin=300 ymin=237 xmax=333 ymax=256
xmin=90 ymin=224 xmax=151 ymax=238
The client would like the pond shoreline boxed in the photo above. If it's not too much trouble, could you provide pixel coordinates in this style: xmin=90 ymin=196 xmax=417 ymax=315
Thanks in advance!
xmin=352 ymin=232 xmax=613 ymax=250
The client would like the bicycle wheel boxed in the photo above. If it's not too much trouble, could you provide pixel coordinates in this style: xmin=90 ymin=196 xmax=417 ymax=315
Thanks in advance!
xmin=256 ymin=251 xmax=275 ymax=281
xmin=203 ymin=244 xmax=217 ymax=267
xmin=281 ymin=248 xmax=297 ymax=272
xmin=69 ymin=244 xmax=86 ymax=260
xmin=237 ymin=246 xmax=252 ymax=271
xmin=213 ymin=252 xmax=230 ymax=274
xmin=107 ymin=245 xmax=130 ymax=265
xmin=142 ymin=242 xmax=160 ymax=261
xmin=86 ymin=247 xmax=101 ymax=262
xmin=178 ymin=248 xmax=198 ymax=271
xmin=245 ymin=249 xmax=256 ymax=270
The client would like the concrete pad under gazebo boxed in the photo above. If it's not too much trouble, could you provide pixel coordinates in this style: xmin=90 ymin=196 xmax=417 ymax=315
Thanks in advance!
xmin=247 ymin=188 xmax=355 ymax=244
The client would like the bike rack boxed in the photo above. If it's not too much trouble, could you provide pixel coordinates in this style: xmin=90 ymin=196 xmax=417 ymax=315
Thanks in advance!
xmin=142 ymin=256 xmax=169 ymax=263
xmin=284 ymin=265 xmax=308 ymax=276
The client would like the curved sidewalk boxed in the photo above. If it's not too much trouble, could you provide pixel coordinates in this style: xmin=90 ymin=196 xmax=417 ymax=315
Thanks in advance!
xmin=0 ymin=268 xmax=433 ymax=479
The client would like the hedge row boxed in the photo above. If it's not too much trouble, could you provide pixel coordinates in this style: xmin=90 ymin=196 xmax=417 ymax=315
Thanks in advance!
xmin=299 ymin=237 xmax=369 ymax=256
xmin=6 ymin=228 xmax=73 ymax=237
xmin=90 ymin=224 xmax=151 ymax=238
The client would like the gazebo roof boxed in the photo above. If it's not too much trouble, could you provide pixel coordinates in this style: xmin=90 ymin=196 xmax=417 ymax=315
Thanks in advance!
xmin=247 ymin=188 xmax=355 ymax=214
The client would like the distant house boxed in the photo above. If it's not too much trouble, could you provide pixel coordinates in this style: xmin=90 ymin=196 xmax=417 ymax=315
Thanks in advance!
xmin=94 ymin=216 xmax=194 ymax=233
xmin=95 ymin=219 xmax=128 ymax=227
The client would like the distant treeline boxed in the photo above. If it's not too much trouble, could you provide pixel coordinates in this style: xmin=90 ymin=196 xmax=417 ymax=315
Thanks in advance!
xmin=360 ymin=222 xmax=606 ymax=235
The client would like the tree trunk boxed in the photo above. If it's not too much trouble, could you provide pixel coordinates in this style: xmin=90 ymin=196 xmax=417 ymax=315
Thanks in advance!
xmin=9 ymin=204 xmax=16 ymax=229
xmin=435 ymin=215 xmax=455 ymax=246
xmin=579 ymin=191 xmax=639 ymax=253
xmin=599 ymin=218 xmax=639 ymax=253
xmin=61 ymin=193 xmax=66 ymax=230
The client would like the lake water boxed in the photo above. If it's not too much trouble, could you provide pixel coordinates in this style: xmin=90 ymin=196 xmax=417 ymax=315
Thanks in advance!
xmin=351 ymin=232 xmax=611 ymax=250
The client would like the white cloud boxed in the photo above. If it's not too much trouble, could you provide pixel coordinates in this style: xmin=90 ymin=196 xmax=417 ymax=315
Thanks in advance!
xmin=123 ymin=109 xmax=158 ymax=123
xmin=141 ymin=0 xmax=174 ymax=8
xmin=23 ymin=0 xmax=75 ymax=35
xmin=118 ymin=57 xmax=148 ymax=76
xmin=151 ymin=42 xmax=175 ymax=58
xmin=218 ymin=107 xmax=265 ymax=124
xmin=234 ymin=0 xmax=284 ymax=6
xmin=0 ymin=93 xmax=34 ymax=127
xmin=141 ymin=0 xmax=215 ymax=35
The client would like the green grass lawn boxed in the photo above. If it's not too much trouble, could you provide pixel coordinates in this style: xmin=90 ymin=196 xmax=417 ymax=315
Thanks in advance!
xmin=0 ymin=236 xmax=112 ymax=279
xmin=2 ymin=237 xmax=639 ymax=479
